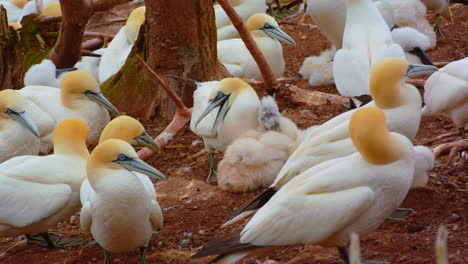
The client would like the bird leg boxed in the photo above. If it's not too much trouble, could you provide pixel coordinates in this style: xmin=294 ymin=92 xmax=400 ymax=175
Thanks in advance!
xmin=460 ymin=127 xmax=466 ymax=139
xmin=104 ymin=249 xmax=112 ymax=264
xmin=26 ymin=232 xmax=86 ymax=248
xmin=338 ymin=246 xmax=350 ymax=264
xmin=207 ymin=152 xmax=218 ymax=184
xmin=434 ymin=15 xmax=445 ymax=38
xmin=140 ymin=247 xmax=147 ymax=264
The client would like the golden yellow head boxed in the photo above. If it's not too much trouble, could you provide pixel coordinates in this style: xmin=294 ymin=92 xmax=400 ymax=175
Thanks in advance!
xmin=53 ymin=118 xmax=89 ymax=158
xmin=43 ymin=2 xmax=62 ymax=17
xmin=60 ymin=70 xmax=100 ymax=94
xmin=8 ymin=22 xmax=22 ymax=30
xmin=125 ymin=6 xmax=146 ymax=43
xmin=100 ymin=115 xmax=144 ymax=143
xmin=0 ymin=89 xmax=24 ymax=114
xmin=246 ymin=13 xmax=278 ymax=32
xmin=349 ymin=107 xmax=401 ymax=165
xmin=9 ymin=0 xmax=27 ymax=8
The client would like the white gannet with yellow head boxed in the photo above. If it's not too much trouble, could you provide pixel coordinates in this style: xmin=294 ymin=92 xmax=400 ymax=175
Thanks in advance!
xmin=192 ymin=77 xmax=261 ymax=182
xmin=18 ymin=70 xmax=121 ymax=153
xmin=333 ymin=0 xmax=405 ymax=97
xmin=217 ymin=13 xmax=296 ymax=80
xmin=80 ymin=115 xmax=160 ymax=205
xmin=80 ymin=139 xmax=165 ymax=264
xmin=422 ymin=57 xmax=468 ymax=139
xmin=227 ymin=58 xmax=437 ymax=223
xmin=0 ymin=89 xmax=40 ymax=163
xmin=215 ymin=0 xmax=267 ymax=41
xmin=0 ymin=119 xmax=89 ymax=247
xmin=193 ymin=107 xmax=416 ymax=264
xmin=99 ymin=6 xmax=145 ymax=83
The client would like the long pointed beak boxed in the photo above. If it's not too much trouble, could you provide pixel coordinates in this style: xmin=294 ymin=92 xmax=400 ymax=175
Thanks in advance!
xmin=194 ymin=92 xmax=231 ymax=135
xmin=115 ymin=157 xmax=166 ymax=180
xmin=55 ymin=67 xmax=78 ymax=78
xmin=440 ymin=6 xmax=453 ymax=24
xmin=406 ymin=64 xmax=438 ymax=78
xmin=84 ymin=90 xmax=121 ymax=115
xmin=134 ymin=131 xmax=160 ymax=152
xmin=5 ymin=108 xmax=40 ymax=137
xmin=261 ymin=26 xmax=296 ymax=46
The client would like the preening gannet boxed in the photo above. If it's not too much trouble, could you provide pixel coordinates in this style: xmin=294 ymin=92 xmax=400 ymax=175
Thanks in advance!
xmin=215 ymin=0 xmax=267 ymax=41
xmin=0 ymin=118 xmax=89 ymax=247
xmin=191 ymin=78 xmax=261 ymax=182
xmin=80 ymin=139 xmax=165 ymax=264
xmin=193 ymin=107 xmax=416 ymax=264
xmin=24 ymin=59 xmax=77 ymax=88
xmin=217 ymin=13 xmax=296 ymax=80
xmin=0 ymin=89 xmax=40 ymax=163
xmin=19 ymin=70 xmax=121 ymax=154
xmin=99 ymin=6 xmax=145 ymax=83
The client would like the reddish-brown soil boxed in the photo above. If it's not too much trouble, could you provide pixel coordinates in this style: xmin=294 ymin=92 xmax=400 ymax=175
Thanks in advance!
xmin=1 ymin=2 xmax=467 ymax=264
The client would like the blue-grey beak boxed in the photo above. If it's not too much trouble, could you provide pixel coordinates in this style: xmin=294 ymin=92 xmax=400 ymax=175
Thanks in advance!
xmin=114 ymin=154 xmax=166 ymax=180
xmin=55 ymin=67 xmax=78 ymax=78
xmin=84 ymin=90 xmax=121 ymax=115
xmin=406 ymin=64 xmax=438 ymax=78
xmin=194 ymin=91 xmax=231 ymax=135
xmin=134 ymin=131 xmax=160 ymax=152
xmin=261 ymin=23 xmax=296 ymax=46
xmin=5 ymin=108 xmax=40 ymax=137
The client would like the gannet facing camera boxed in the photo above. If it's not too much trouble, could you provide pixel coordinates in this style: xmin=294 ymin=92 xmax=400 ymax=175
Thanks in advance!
xmin=0 ymin=89 xmax=40 ymax=163
xmin=217 ymin=13 xmax=296 ymax=80
xmin=228 ymin=58 xmax=438 ymax=223
xmin=0 ymin=119 xmax=89 ymax=247
xmin=217 ymin=96 xmax=303 ymax=193
xmin=215 ymin=0 xmax=267 ymax=41
xmin=80 ymin=139 xmax=165 ymax=264
xmin=19 ymin=70 xmax=121 ymax=154
xmin=99 ymin=6 xmax=145 ymax=83
xmin=24 ymin=59 xmax=77 ymax=88
xmin=191 ymin=78 xmax=261 ymax=183
xmin=333 ymin=0 xmax=405 ymax=97
xmin=193 ymin=107 xmax=416 ymax=264
xmin=422 ymin=57 xmax=468 ymax=139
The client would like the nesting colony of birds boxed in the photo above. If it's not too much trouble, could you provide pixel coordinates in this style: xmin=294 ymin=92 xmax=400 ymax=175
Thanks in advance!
xmin=0 ymin=0 xmax=466 ymax=263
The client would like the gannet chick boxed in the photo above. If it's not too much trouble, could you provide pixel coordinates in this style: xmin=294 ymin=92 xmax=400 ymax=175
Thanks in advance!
xmin=215 ymin=0 xmax=267 ymax=41
xmin=298 ymin=49 xmax=335 ymax=86
xmin=333 ymin=0 xmax=405 ymax=97
xmin=19 ymin=70 xmax=121 ymax=154
xmin=228 ymin=58 xmax=437 ymax=223
xmin=99 ymin=6 xmax=145 ymax=83
xmin=0 ymin=118 xmax=89 ymax=247
xmin=391 ymin=26 xmax=434 ymax=65
xmin=420 ymin=0 xmax=453 ymax=36
xmin=24 ymin=59 xmax=77 ymax=88
xmin=0 ymin=89 xmax=40 ymax=163
xmin=217 ymin=96 xmax=302 ymax=193
xmin=192 ymin=78 xmax=261 ymax=183
xmin=422 ymin=57 xmax=468 ymax=139
xmin=217 ymin=13 xmax=296 ymax=80
xmin=80 ymin=139 xmax=165 ymax=264
xmin=412 ymin=146 xmax=435 ymax=188
xmin=193 ymin=107 xmax=416 ymax=264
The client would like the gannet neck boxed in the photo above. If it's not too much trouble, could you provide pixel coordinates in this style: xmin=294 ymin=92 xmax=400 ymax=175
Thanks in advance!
xmin=350 ymin=107 xmax=402 ymax=165
xmin=53 ymin=119 xmax=89 ymax=159
xmin=250 ymin=30 xmax=270 ymax=39
xmin=125 ymin=7 xmax=146 ymax=43
xmin=99 ymin=115 xmax=145 ymax=143
xmin=369 ymin=58 xmax=409 ymax=109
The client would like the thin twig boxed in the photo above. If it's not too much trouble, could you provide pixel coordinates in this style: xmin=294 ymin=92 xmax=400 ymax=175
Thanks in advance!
xmin=84 ymin=31 xmax=115 ymax=39
xmin=217 ymin=0 xmax=277 ymax=94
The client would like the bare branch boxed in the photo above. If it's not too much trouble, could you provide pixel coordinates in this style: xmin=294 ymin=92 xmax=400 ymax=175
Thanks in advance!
xmin=82 ymin=38 xmax=103 ymax=50
xmin=81 ymin=50 xmax=102 ymax=57
xmin=217 ymin=0 xmax=277 ymax=94
xmin=84 ymin=31 xmax=115 ymax=39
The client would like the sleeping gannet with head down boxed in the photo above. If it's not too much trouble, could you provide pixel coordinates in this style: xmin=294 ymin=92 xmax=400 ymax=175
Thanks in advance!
xmin=228 ymin=58 xmax=438 ymax=223
xmin=0 ymin=89 xmax=40 ymax=163
xmin=24 ymin=59 xmax=77 ymax=88
xmin=215 ymin=0 xmax=267 ymax=41
xmin=191 ymin=78 xmax=261 ymax=183
xmin=217 ymin=13 xmax=296 ymax=80
xmin=80 ymin=139 xmax=165 ymax=264
xmin=0 ymin=119 xmax=89 ymax=247
xmin=193 ymin=107 xmax=416 ymax=264
xmin=18 ymin=70 xmax=121 ymax=154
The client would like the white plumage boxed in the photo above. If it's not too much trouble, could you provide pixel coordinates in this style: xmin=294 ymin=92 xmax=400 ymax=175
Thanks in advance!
xmin=23 ymin=59 xmax=75 ymax=88
xmin=298 ymin=48 xmax=335 ymax=86
xmin=74 ymin=48 xmax=107 ymax=82
xmin=412 ymin=146 xmax=435 ymax=188
xmin=391 ymin=26 xmax=433 ymax=64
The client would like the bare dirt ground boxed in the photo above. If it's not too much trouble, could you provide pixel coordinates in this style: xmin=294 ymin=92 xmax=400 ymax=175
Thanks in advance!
xmin=0 ymin=3 xmax=467 ymax=264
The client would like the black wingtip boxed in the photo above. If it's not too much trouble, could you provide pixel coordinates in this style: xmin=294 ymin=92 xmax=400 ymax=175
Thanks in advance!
xmin=229 ymin=187 xmax=277 ymax=220
xmin=407 ymin=47 xmax=434 ymax=66
xmin=192 ymin=232 xmax=261 ymax=259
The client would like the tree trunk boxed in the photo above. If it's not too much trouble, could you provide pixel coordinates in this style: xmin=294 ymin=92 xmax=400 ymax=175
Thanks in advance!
xmin=101 ymin=0 xmax=230 ymax=120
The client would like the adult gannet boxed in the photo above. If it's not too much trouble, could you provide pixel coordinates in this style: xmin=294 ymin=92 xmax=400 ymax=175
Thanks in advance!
xmin=24 ymin=59 xmax=77 ymax=88
xmin=19 ymin=70 xmax=121 ymax=154
xmin=229 ymin=58 xmax=437 ymax=222
xmin=217 ymin=13 xmax=296 ymax=80
xmin=215 ymin=0 xmax=267 ymax=41
xmin=422 ymin=57 xmax=468 ymax=139
xmin=0 ymin=89 xmax=40 ymax=163
xmin=0 ymin=118 xmax=89 ymax=247
xmin=80 ymin=139 xmax=165 ymax=264
xmin=192 ymin=78 xmax=261 ymax=182
xmin=333 ymin=0 xmax=405 ymax=97
xmin=99 ymin=6 xmax=145 ymax=83
xmin=193 ymin=107 xmax=416 ymax=264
